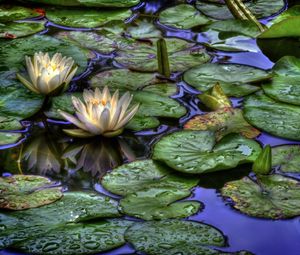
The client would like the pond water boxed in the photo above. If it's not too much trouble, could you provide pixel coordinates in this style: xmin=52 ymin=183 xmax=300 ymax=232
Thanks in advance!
xmin=1 ymin=0 xmax=300 ymax=255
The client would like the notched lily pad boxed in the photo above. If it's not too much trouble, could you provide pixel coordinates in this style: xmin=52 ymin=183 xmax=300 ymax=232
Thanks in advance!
xmin=272 ymin=145 xmax=300 ymax=173
xmin=0 ymin=175 xmax=62 ymax=210
xmin=184 ymin=108 xmax=260 ymax=141
xmin=222 ymin=174 xmax=300 ymax=219
xmin=183 ymin=63 xmax=270 ymax=97
xmin=153 ymin=130 xmax=262 ymax=174
xmin=125 ymin=220 xmax=225 ymax=255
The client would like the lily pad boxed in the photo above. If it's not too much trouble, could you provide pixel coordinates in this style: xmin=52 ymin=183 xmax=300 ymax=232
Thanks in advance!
xmin=272 ymin=145 xmax=300 ymax=173
xmin=0 ymin=72 xmax=44 ymax=130
xmin=184 ymin=108 xmax=260 ymax=141
xmin=0 ymin=21 xmax=45 ymax=39
xmin=0 ymin=35 xmax=88 ymax=74
xmin=115 ymin=38 xmax=211 ymax=72
xmin=24 ymin=0 xmax=139 ymax=7
xmin=124 ymin=115 xmax=161 ymax=131
xmin=0 ymin=5 xmax=40 ymax=22
xmin=126 ymin=20 xmax=162 ymax=39
xmin=16 ymin=219 xmax=132 ymax=255
xmin=152 ymin=130 xmax=262 ymax=174
xmin=263 ymin=56 xmax=300 ymax=105
xmin=120 ymin=188 xmax=201 ymax=220
xmin=183 ymin=63 xmax=270 ymax=97
xmin=196 ymin=0 xmax=285 ymax=20
xmin=243 ymin=92 xmax=300 ymax=140
xmin=0 ymin=175 xmax=62 ymax=210
xmin=159 ymin=4 xmax=211 ymax=29
xmin=125 ymin=220 xmax=225 ymax=255
xmin=101 ymin=160 xmax=199 ymax=196
xmin=46 ymin=8 xmax=132 ymax=28
xmin=221 ymin=174 xmax=300 ymax=219
xmin=0 ymin=132 xmax=22 ymax=145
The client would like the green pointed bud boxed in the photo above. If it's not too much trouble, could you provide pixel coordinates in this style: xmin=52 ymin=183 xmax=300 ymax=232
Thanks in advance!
xmin=253 ymin=145 xmax=272 ymax=175
xmin=198 ymin=83 xmax=232 ymax=110
xmin=157 ymin=38 xmax=171 ymax=78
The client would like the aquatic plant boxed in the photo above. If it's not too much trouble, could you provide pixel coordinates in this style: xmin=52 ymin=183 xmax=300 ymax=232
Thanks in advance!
xmin=59 ymin=87 xmax=139 ymax=138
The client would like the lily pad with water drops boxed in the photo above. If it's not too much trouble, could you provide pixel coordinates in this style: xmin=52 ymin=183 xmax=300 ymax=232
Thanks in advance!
xmin=152 ymin=130 xmax=262 ymax=174
xmin=0 ymin=175 xmax=62 ymax=210
xmin=183 ymin=63 xmax=270 ymax=97
xmin=221 ymin=174 xmax=300 ymax=219
xmin=184 ymin=108 xmax=260 ymax=141
xmin=125 ymin=220 xmax=225 ymax=255
xmin=243 ymin=92 xmax=300 ymax=140
xmin=272 ymin=145 xmax=300 ymax=173
xmin=15 ymin=219 xmax=133 ymax=255
xmin=0 ymin=132 xmax=22 ymax=145
xmin=115 ymin=37 xmax=211 ymax=72
xmin=159 ymin=4 xmax=211 ymax=29
xmin=0 ymin=35 xmax=89 ymax=74
xmin=196 ymin=0 xmax=285 ymax=20
xmin=45 ymin=8 xmax=132 ymax=28
xmin=23 ymin=0 xmax=140 ymax=7
xmin=0 ymin=72 xmax=44 ymax=130
xmin=101 ymin=160 xmax=199 ymax=196
xmin=0 ymin=21 xmax=45 ymax=39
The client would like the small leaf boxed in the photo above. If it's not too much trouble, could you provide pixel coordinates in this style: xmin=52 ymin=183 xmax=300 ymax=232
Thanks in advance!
xmin=157 ymin=38 xmax=171 ymax=78
xmin=253 ymin=145 xmax=272 ymax=175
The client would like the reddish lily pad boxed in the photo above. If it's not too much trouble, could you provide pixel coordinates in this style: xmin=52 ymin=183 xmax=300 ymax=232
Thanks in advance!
xmin=0 ymin=175 xmax=62 ymax=210
xmin=184 ymin=108 xmax=260 ymax=141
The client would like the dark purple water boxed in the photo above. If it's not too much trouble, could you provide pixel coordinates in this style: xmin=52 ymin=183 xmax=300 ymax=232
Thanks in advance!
xmin=1 ymin=0 xmax=300 ymax=255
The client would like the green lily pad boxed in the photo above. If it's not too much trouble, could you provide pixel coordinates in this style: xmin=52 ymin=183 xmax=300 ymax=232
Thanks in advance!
xmin=272 ymin=145 xmax=300 ymax=173
xmin=0 ymin=175 xmax=62 ymax=210
xmin=0 ymin=72 xmax=44 ymax=130
xmin=0 ymin=21 xmax=45 ymax=39
xmin=0 ymin=35 xmax=88 ymax=74
xmin=126 ymin=20 xmax=162 ymax=39
xmin=0 ymin=191 xmax=121 ymax=248
xmin=23 ymin=0 xmax=139 ymax=7
xmin=243 ymin=92 xmax=300 ymax=140
xmin=183 ymin=63 xmax=270 ymax=97
xmin=184 ymin=108 xmax=260 ymax=141
xmin=196 ymin=0 xmax=285 ymax=20
xmin=125 ymin=220 xmax=225 ymax=255
xmin=221 ymin=174 xmax=300 ymax=219
xmin=120 ymin=188 xmax=201 ymax=220
xmin=115 ymin=38 xmax=211 ymax=72
xmin=0 ymin=5 xmax=40 ymax=22
xmin=16 ymin=219 xmax=132 ymax=255
xmin=263 ymin=56 xmax=300 ymax=105
xmin=0 ymin=132 xmax=22 ymax=145
xmin=152 ymin=130 xmax=262 ymax=174
xmin=159 ymin=4 xmax=211 ymax=29
xmin=126 ymin=115 xmax=160 ymax=131
xmin=46 ymin=8 xmax=132 ymax=28
xmin=101 ymin=160 xmax=199 ymax=196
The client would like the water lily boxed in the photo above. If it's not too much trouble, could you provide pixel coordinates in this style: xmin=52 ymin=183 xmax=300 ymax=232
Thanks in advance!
xmin=59 ymin=87 xmax=139 ymax=138
xmin=17 ymin=52 xmax=77 ymax=96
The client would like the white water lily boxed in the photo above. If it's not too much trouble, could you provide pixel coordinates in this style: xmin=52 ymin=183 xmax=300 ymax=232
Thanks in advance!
xmin=17 ymin=52 xmax=77 ymax=95
xmin=59 ymin=87 xmax=139 ymax=138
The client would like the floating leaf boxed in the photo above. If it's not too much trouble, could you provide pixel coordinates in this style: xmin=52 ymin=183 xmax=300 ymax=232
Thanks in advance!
xmin=272 ymin=145 xmax=300 ymax=173
xmin=115 ymin=38 xmax=211 ymax=72
xmin=0 ymin=132 xmax=22 ymax=145
xmin=0 ymin=5 xmax=40 ymax=22
xmin=184 ymin=108 xmax=260 ymax=141
xmin=159 ymin=4 xmax=211 ymax=29
xmin=183 ymin=63 xmax=270 ymax=97
xmin=24 ymin=0 xmax=139 ymax=7
xmin=0 ymin=21 xmax=45 ymax=39
xmin=196 ymin=0 xmax=285 ymax=20
xmin=125 ymin=220 xmax=225 ymax=255
xmin=222 ymin=174 xmax=300 ymax=219
xmin=102 ymin=160 xmax=199 ymax=196
xmin=243 ymin=92 xmax=300 ymax=140
xmin=153 ymin=130 xmax=262 ymax=174
xmin=126 ymin=20 xmax=162 ymax=39
xmin=16 ymin=220 xmax=132 ymax=255
xmin=46 ymin=8 xmax=132 ymax=28
xmin=0 ymin=175 xmax=62 ymax=210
